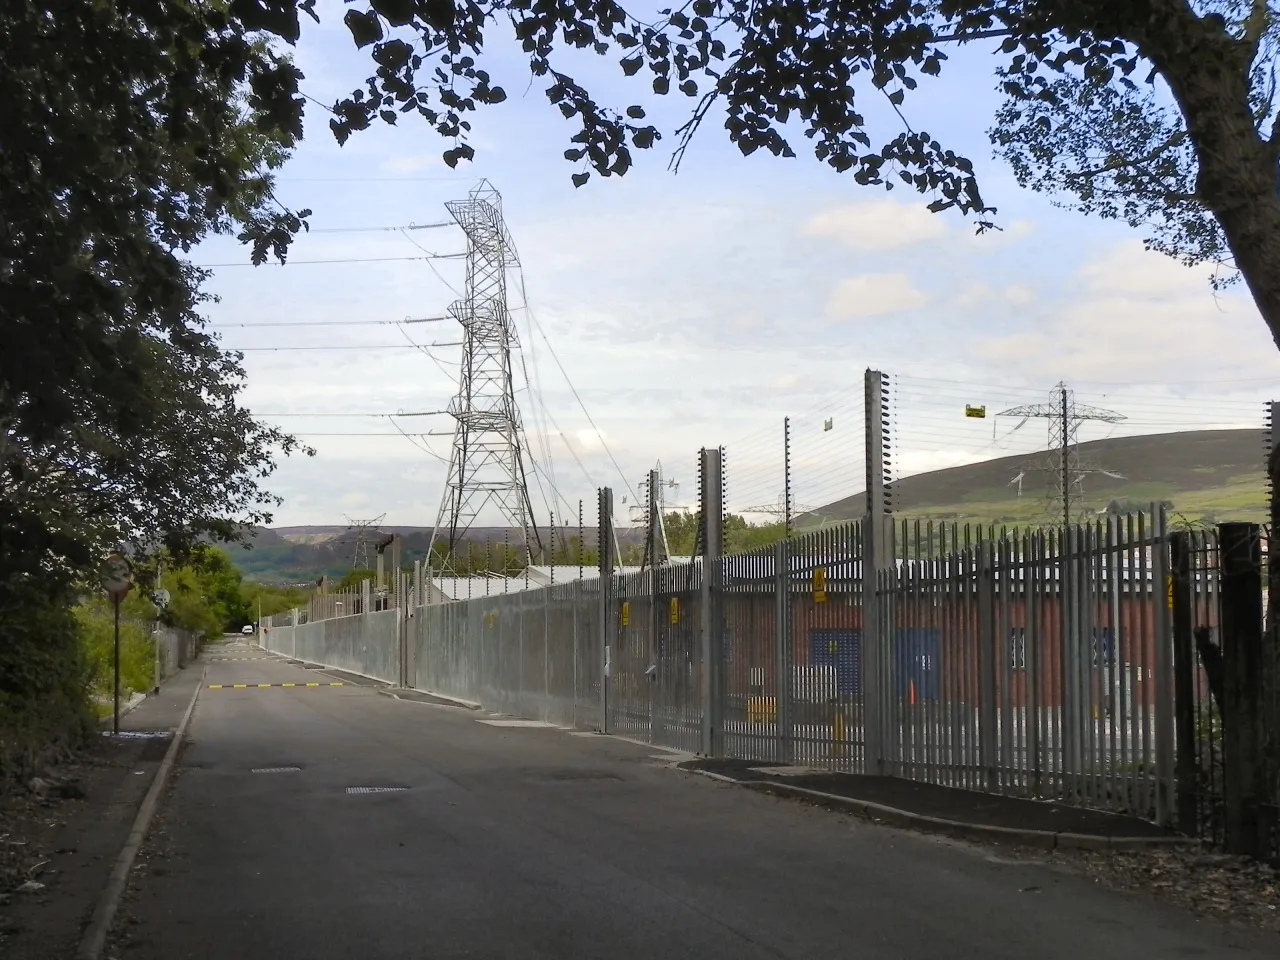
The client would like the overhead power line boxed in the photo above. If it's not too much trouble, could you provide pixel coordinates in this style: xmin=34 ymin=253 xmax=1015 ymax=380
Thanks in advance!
xmin=196 ymin=254 xmax=465 ymax=267
xmin=232 ymin=343 xmax=461 ymax=352
xmin=211 ymin=317 xmax=447 ymax=328
xmin=306 ymin=221 xmax=453 ymax=233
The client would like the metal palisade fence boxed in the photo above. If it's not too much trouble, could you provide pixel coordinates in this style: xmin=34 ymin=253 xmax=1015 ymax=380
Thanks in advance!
xmin=258 ymin=441 xmax=1279 ymax=855
xmin=262 ymin=486 xmax=1181 ymax=820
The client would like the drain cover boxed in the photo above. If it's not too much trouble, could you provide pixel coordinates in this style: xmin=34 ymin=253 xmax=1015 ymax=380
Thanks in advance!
xmin=346 ymin=786 xmax=407 ymax=794
xmin=252 ymin=766 xmax=301 ymax=774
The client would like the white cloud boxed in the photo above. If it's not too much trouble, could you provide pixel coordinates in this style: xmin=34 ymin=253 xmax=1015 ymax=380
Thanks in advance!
xmin=956 ymin=281 xmax=1036 ymax=310
xmin=826 ymin=273 xmax=929 ymax=320
xmin=339 ymin=492 xmax=371 ymax=508
xmin=803 ymin=200 xmax=949 ymax=251
xmin=978 ymin=240 xmax=1278 ymax=382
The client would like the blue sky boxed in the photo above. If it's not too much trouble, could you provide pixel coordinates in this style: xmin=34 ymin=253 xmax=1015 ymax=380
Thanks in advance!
xmin=200 ymin=3 xmax=1280 ymax=526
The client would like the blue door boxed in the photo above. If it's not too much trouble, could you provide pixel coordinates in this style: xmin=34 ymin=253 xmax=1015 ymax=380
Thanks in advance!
xmin=809 ymin=629 xmax=861 ymax=695
xmin=893 ymin=628 xmax=940 ymax=700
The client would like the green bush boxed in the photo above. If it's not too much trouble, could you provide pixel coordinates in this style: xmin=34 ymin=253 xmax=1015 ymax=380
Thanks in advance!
xmin=74 ymin=600 xmax=156 ymax=699
xmin=0 ymin=581 xmax=95 ymax=779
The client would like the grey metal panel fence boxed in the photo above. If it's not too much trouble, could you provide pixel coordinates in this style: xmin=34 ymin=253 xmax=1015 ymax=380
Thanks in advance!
xmin=261 ymin=611 xmax=400 ymax=685
xmin=412 ymin=581 xmax=604 ymax=729
xmin=156 ymin=627 xmax=200 ymax=679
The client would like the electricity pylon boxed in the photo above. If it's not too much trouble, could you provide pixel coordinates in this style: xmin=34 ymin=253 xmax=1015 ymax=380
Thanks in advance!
xmin=428 ymin=181 xmax=543 ymax=570
xmin=997 ymin=383 xmax=1125 ymax=526
xmin=344 ymin=514 xmax=386 ymax=570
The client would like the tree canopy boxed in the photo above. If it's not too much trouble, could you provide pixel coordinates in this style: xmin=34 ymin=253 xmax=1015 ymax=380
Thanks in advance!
xmin=232 ymin=0 xmax=1280 ymax=352
xmin=1 ymin=2 xmax=313 ymax=591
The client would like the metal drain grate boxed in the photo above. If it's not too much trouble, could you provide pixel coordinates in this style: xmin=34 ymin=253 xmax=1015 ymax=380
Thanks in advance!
xmin=346 ymin=786 xmax=407 ymax=794
xmin=252 ymin=766 xmax=302 ymax=774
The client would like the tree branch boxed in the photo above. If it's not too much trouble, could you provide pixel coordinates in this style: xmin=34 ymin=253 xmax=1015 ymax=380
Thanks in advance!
xmin=1245 ymin=0 xmax=1272 ymax=48
xmin=931 ymin=28 xmax=1017 ymax=44
xmin=1063 ymin=128 xmax=1187 ymax=180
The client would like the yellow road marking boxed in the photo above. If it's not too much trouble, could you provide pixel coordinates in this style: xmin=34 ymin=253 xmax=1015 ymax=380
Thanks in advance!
xmin=204 ymin=681 xmax=346 ymax=689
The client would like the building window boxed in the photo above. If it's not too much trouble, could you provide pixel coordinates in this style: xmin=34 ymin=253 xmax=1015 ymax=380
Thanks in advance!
xmin=1009 ymin=627 xmax=1026 ymax=670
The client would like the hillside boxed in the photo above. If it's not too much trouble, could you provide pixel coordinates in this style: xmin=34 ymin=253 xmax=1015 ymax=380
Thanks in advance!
xmin=225 ymin=525 xmax=643 ymax=585
xmin=802 ymin=429 xmax=1267 ymax=527
xmin=225 ymin=429 xmax=1268 ymax=582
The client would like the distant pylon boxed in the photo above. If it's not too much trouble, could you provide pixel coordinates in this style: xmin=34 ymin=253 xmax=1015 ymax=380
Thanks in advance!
xmin=428 ymin=181 xmax=542 ymax=571
xmin=997 ymin=383 xmax=1125 ymax=526
xmin=344 ymin=513 xmax=386 ymax=570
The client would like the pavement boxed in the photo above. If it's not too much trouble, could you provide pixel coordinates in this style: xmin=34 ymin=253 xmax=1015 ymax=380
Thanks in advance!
xmin=100 ymin=647 xmax=1277 ymax=959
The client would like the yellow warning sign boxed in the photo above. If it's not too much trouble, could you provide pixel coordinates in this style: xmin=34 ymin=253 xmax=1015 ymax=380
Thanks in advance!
xmin=620 ymin=601 xmax=631 ymax=627
xmin=813 ymin=567 xmax=827 ymax=603
xmin=965 ymin=405 xmax=987 ymax=418
xmin=1167 ymin=575 xmax=1174 ymax=610
xmin=669 ymin=597 xmax=680 ymax=624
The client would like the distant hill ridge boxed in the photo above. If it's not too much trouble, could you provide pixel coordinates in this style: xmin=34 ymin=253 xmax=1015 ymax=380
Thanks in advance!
xmin=803 ymin=428 xmax=1267 ymax=526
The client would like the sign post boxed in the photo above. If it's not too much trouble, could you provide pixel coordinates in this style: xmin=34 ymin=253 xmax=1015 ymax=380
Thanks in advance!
xmin=101 ymin=554 xmax=134 ymax=734
xmin=151 ymin=583 xmax=170 ymax=695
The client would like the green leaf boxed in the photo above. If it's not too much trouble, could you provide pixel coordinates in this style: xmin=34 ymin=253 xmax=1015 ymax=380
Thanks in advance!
xmin=626 ymin=105 xmax=646 ymax=119
xmin=369 ymin=0 xmax=415 ymax=27
xmin=653 ymin=76 xmax=669 ymax=94
xmin=572 ymin=172 xmax=590 ymax=187
xmin=621 ymin=55 xmax=644 ymax=76
xmin=344 ymin=9 xmax=384 ymax=49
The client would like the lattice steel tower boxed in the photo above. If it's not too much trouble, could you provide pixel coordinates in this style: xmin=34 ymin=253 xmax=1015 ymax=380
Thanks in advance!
xmin=997 ymin=383 xmax=1125 ymax=526
xmin=428 ymin=182 xmax=542 ymax=568
xmin=344 ymin=513 xmax=386 ymax=570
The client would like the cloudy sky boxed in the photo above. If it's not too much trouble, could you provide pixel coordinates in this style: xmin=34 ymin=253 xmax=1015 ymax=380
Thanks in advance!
xmin=199 ymin=4 xmax=1280 ymax=527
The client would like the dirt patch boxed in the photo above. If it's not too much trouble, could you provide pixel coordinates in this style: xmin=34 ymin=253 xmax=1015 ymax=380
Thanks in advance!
xmin=1008 ymin=845 xmax=1280 ymax=935
xmin=0 ymin=733 xmax=158 ymax=958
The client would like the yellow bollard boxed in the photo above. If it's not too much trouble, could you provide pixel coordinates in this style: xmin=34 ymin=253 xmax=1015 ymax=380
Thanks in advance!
xmin=832 ymin=709 xmax=848 ymax=758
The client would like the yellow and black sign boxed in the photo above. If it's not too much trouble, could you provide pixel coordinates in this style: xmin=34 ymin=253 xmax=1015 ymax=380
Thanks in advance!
xmin=813 ymin=567 xmax=827 ymax=603
xmin=484 ymin=611 xmax=498 ymax=628
xmin=965 ymin=405 xmax=987 ymax=419
xmin=669 ymin=597 xmax=680 ymax=624
xmin=1166 ymin=575 xmax=1174 ymax=610
xmin=207 ymin=682 xmax=345 ymax=689
xmin=620 ymin=601 xmax=631 ymax=627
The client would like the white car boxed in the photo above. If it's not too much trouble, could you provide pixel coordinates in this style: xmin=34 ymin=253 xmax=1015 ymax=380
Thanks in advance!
xmin=241 ymin=624 xmax=255 ymax=635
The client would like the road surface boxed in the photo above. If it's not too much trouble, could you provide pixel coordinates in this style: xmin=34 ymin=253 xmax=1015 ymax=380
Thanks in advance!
xmin=112 ymin=644 xmax=1273 ymax=959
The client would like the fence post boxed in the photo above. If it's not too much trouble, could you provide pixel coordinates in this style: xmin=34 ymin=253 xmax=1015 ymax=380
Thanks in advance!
xmin=598 ymin=488 xmax=615 ymax=734
xmin=977 ymin=540 xmax=998 ymax=791
xmin=863 ymin=369 xmax=892 ymax=775
xmin=1152 ymin=507 xmax=1176 ymax=826
xmin=1219 ymin=521 xmax=1265 ymax=857
xmin=774 ymin=538 xmax=793 ymax=764
xmin=1171 ymin=530 xmax=1198 ymax=834
xmin=700 ymin=447 xmax=725 ymax=758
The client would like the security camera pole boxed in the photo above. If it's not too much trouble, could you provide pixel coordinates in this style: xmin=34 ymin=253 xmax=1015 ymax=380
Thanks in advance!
xmin=101 ymin=553 xmax=134 ymax=734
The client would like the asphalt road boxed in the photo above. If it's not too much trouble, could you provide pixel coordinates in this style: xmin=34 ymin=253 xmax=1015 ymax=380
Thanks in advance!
xmin=114 ymin=644 xmax=1274 ymax=959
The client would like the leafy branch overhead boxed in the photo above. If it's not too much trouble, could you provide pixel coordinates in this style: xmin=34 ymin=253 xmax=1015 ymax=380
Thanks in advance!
xmin=2 ymin=2 xmax=317 ymax=588
xmin=248 ymin=0 xmax=1280 ymax=349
